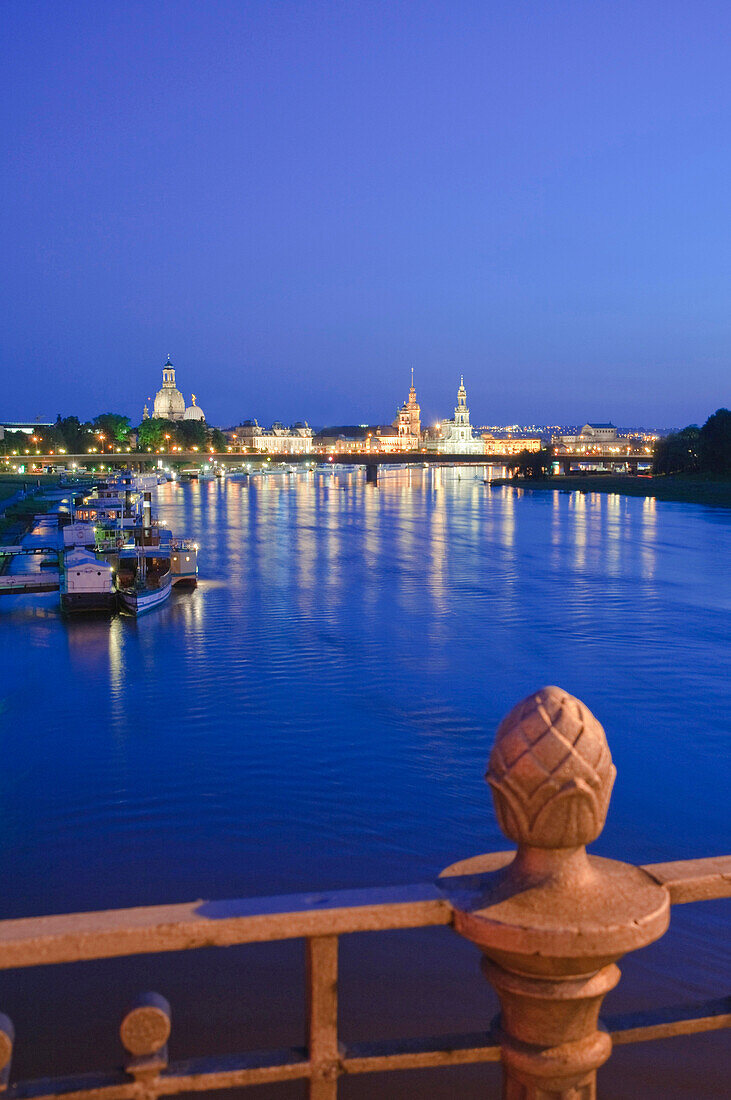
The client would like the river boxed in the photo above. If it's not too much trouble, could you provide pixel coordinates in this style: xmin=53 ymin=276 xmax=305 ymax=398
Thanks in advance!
xmin=0 ymin=468 xmax=728 ymax=1097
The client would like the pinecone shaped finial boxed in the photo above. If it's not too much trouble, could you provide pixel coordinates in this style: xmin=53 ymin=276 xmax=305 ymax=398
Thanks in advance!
xmin=487 ymin=686 xmax=616 ymax=849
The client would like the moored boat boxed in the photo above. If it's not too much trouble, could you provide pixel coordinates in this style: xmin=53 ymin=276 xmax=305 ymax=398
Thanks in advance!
xmin=170 ymin=539 xmax=198 ymax=587
xmin=117 ymin=548 xmax=172 ymax=615
xmin=60 ymin=549 xmax=116 ymax=614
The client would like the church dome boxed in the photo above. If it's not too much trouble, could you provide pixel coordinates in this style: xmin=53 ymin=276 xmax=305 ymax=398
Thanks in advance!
xmin=154 ymin=387 xmax=186 ymax=419
xmin=152 ymin=358 xmax=186 ymax=421
xmin=183 ymin=393 xmax=205 ymax=421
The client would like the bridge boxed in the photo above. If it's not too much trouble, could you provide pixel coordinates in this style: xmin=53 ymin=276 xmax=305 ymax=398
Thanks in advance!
xmin=10 ymin=449 xmax=652 ymax=479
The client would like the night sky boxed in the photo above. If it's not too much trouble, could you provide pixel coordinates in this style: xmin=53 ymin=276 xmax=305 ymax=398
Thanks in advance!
xmin=2 ymin=1 xmax=731 ymax=428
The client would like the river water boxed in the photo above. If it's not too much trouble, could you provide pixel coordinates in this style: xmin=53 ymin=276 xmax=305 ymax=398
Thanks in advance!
xmin=0 ymin=469 xmax=729 ymax=1097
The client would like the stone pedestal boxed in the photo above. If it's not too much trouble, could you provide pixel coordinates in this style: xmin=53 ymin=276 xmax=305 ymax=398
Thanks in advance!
xmin=441 ymin=687 xmax=671 ymax=1099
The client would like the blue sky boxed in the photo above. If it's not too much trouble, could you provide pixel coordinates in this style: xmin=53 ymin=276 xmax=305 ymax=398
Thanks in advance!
xmin=2 ymin=1 xmax=730 ymax=427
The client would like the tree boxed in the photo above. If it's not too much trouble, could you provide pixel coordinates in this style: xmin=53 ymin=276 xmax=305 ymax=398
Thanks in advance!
xmin=177 ymin=419 xmax=207 ymax=450
xmin=699 ymin=408 xmax=731 ymax=474
xmin=514 ymin=448 xmax=552 ymax=480
xmin=136 ymin=418 xmax=178 ymax=451
xmin=2 ymin=430 xmax=34 ymax=454
xmin=35 ymin=424 xmax=66 ymax=451
xmin=208 ymin=427 xmax=227 ymax=452
xmin=653 ymin=426 xmax=700 ymax=475
xmin=56 ymin=415 xmax=84 ymax=452
xmin=94 ymin=413 xmax=131 ymax=446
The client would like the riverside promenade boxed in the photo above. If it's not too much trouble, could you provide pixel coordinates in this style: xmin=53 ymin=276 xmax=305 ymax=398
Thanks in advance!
xmin=0 ymin=687 xmax=726 ymax=1100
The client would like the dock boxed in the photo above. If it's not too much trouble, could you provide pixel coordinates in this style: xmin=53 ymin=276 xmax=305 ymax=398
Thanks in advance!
xmin=0 ymin=573 xmax=60 ymax=594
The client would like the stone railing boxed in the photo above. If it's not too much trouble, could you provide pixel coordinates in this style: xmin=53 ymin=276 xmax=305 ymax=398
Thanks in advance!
xmin=0 ymin=687 xmax=727 ymax=1099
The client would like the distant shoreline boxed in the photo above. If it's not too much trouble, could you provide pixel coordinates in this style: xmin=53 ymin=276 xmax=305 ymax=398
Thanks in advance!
xmin=490 ymin=474 xmax=731 ymax=508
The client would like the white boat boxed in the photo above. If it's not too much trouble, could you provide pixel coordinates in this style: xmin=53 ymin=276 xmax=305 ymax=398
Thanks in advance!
xmin=62 ymin=522 xmax=97 ymax=550
xmin=106 ymin=470 xmax=160 ymax=493
xmin=170 ymin=539 xmax=198 ymax=587
xmin=117 ymin=549 xmax=172 ymax=615
xmin=61 ymin=549 xmax=116 ymax=614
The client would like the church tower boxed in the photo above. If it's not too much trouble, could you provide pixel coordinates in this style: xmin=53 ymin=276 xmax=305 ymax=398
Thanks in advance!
xmin=454 ymin=375 xmax=470 ymax=431
xmin=394 ymin=369 xmax=421 ymax=440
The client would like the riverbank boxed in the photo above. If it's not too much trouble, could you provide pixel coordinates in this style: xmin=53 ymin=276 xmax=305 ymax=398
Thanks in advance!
xmin=0 ymin=473 xmax=69 ymax=493
xmin=491 ymin=474 xmax=731 ymax=508
xmin=0 ymin=486 xmax=55 ymax=565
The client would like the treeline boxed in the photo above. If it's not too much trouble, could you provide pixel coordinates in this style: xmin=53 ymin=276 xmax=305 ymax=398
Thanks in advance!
xmin=136 ymin=417 xmax=227 ymax=452
xmin=652 ymin=408 xmax=731 ymax=476
xmin=2 ymin=413 xmax=227 ymax=454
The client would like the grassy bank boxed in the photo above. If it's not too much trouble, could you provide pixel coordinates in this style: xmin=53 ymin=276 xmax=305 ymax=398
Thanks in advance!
xmin=0 ymin=473 xmax=67 ymax=493
xmin=0 ymin=481 xmax=25 ymax=504
xmin=490 ymin=474 xmax=731 ymax=508
xmin=0 ymin=483 xmax=58 ymax=566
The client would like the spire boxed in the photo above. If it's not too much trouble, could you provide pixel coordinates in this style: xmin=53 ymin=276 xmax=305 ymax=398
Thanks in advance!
xmin=408 ymin=366 xmax=417 ymax=404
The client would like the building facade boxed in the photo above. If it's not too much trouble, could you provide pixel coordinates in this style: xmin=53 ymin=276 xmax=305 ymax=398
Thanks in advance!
xmin=427 ymin=377 xmax=484 ymax=454
xmin=313 ymin=427 xmax=369 ymax=453
xmin=0 ymin=421 xmax=54 ymax=438
xmin=555 ymin=423 xmax=619 ymax=448
xmin=236 ymin=420 xmax=314 ymax=454
xmin=482 ymin=434 xmax=542 ymax=455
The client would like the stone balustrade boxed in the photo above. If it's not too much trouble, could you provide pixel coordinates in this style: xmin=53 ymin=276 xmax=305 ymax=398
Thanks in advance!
xmin=0 ymin=687 xmax=727 ymax=1099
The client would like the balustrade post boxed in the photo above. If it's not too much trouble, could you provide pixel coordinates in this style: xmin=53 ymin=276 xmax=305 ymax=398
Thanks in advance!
xmin=442 ymin=686 xmax=672 ymax=1099
xmin=120 ymin=992 xmax=171 ymax=1098
xmin=0 ymin=1015 xmax=13 ymax=1092
xmin=306 ymin=935 xmax=339 ymax=1099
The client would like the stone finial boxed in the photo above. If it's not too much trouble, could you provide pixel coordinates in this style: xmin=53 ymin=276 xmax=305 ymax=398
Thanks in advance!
xmin=487 ymin=686 xmax=616 ymax=849
xmin=0 ymin=1013 xmax=13 ymax=1088
xmin=445 ymin=688 xmax=670 ymax=1099
xmin=120 ymin=993 xmax=171 ymax=1058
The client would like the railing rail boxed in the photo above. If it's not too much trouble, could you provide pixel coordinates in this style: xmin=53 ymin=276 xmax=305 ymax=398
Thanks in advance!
xmin=0 ymin=688 xmax=727 ymax=1099
xmin=0 ymin=856 xmax=728 ymax=971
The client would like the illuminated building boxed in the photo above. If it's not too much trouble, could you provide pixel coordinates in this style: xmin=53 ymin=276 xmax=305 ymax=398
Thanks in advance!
xmin=237 ymin=420 xmax=314 ymax=454
xmin=152 ymin=358 xmax=186 ymax=421
xmin=150 ymin=357 xmax=206 ymax=423
xmin=427 ymin=377 xmax=483 ymax=454
xmin=392 ymin=370 xmax=421 ymax=445
xmin=556 ymin=423 xmax=619 ymax=448
xmin=482 ymin=435 xmax=542 ymax=454
xmin=315 ymin=375 xmax=423 ymax=453
xmin=0 ymin=421 xmax=54 ymax=438
xmin=361 ymin=373 xmax=423 ymax=452
xmin=183 ymin=394 xmax=205 ymax=421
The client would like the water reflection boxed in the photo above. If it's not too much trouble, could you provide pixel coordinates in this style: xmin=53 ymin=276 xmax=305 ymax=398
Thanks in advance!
xmin=0 ymin=474 xmax=728 ymax=1098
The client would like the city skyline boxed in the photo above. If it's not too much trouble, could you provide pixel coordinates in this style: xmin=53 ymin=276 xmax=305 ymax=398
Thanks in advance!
xmin=0 ymin=353 xmax=679 ymax=435
xmin=3 ymin=3 xmax=731 ymax=426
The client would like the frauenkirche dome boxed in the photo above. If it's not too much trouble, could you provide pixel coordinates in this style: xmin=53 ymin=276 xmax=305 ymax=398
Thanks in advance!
xmin=152 ymin=357 xmax=187 ymax=421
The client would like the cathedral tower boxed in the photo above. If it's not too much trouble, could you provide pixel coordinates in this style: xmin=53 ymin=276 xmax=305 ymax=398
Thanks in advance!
xmin=394 ymin=369 xmax=421 ymax=440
